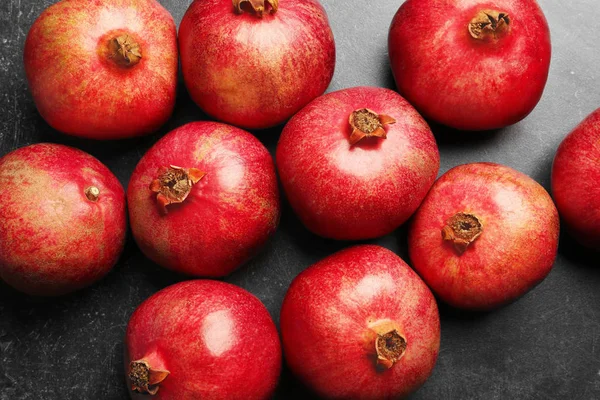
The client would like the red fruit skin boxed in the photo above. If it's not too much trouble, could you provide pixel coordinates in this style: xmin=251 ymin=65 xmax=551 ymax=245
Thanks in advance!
xmin=552 ymin=109 xmax=600 ymax=250
xmin=0 ymin=143 xmax=126 ymax=296
xmin=276 ymin=87 xmax=440 ymax=240
xmin=126 ymin=280 xmax=281 ymax=400
xmin=24 ymin=0 xmax=178 ymax=140
xmin=409 ymin=163 xmax=559 ymax=310
xmin=281 ymin=245 xmax=440 ymax=399
xmin=179 ymin=0 xmax=335 ymax=130
xmin=128 ymin=122 xmax=280 ymax=277
xmin=388 ymin=0 xmax=551 ymax=131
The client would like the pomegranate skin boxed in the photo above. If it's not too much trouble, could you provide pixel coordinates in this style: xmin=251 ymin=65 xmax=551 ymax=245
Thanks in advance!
xmin=0 ymin=143 xmax=126 ymax=296
xmin=409 ymin=163 xmax=559 ymax=311
xmin=388 ymin=0 xmax=551 ymax=131
xmin=128 ymin=122 xmax=280 ymax=277
xmin=281 ymin=245 xmax=440 ymax=399
xmin=179 ymin=0 xmax=335 ymax=130
xmin=276 ymin=87 xmax=440 ymax=240
xmin=552 ymin=109 xmax=600 ymax=250
xmin=125 ymin=280 xmax=281 ymax=399
xmin=24 ymin=0 xmax=178 ymax=140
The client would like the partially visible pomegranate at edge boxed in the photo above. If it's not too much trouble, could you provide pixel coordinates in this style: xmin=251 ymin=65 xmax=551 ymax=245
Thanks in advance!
xmin=128 ymin=121 xmax=280 ymax=277
xmin=24 ymin=0 xmax=178 ymax=139
xmin=552 ymin=108 xmax=600 ymax=250
xmin=281 ymin=245 xmax=440 ymax=399
xmin=179 ymin=0 xmax=336 ymax=130
xmin=125 ymin=280 xmax=281 ymax=399
xmin=409 ymin=163 xmax=559 ymax=310
xmin=276 ymin=86 xmax=440 ymax=240
xmin=0 ymin=143 xmax=126 ymax=296
xmin=388 ymin=0 xmax=551 ymax=131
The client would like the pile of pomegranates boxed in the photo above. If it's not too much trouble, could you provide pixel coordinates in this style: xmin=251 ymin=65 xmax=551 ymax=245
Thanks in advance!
xmin=5 ymin=0 xmax=594 ymax=397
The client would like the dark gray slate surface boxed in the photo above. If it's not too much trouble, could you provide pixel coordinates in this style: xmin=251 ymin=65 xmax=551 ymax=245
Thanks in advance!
xmin=0 ymin=0 xmax=598 ymax=399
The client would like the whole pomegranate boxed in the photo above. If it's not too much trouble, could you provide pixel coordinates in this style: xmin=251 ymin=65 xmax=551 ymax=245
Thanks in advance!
xmin=128 ymin=122 xmax=280 ymax=277
xmin=552 ymin=109 xmax=600 ymax=250
xmin=0 ymin=143 xmax=126 ymax=296
xmin=276 ymin=86 xmax=439 ymax=240
xmin=409 ymin=163 xmax=559 ymax=310
xmin=179 ymin=0 xmax=335 ymax=130
xmin=280 ymin=245 xmax=440 ymax=399
xmin=388 ymin=0 xmax=551 ymax=131
xmin=125 ymin=280 xmax=281 ymax=399
xmin=24 ymin=0 xmax=178 ymax=139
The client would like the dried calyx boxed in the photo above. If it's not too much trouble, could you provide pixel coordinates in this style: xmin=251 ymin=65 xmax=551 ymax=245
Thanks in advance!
xmin=85 ymin=186 xmax=100 ymax=202
xmin=149 ymin=165 xmax=206 ymax=215
xmin=129 ymin=360 xmax=170 ymax=395
xmin=107 ymin=34 xmax=142 ymax=67
xmin=233 ymin=0 xmax=278 ymax=17
xmin=348 ymin=109 xmax=396 ymax=146
xmin=442 ymin=212 xmax=483 ymax=255
xmin=468 ymin=10 xmax=510 ymax=41
xmin=375 ymin=330 xmax=407 ymax=369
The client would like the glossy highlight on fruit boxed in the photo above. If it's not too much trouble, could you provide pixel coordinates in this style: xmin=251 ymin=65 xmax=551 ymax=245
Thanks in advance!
xmin=388 ymin=0 xmax=551 ymax=130
xmin=179 ymin=0 xmax=335 ymax=129
xmin=281 ymin=245 xmax=440 ymax=399
xmin=552 ymin=108 xmax=600 ymax=250
xmin=128 ymin=122 xmax=280 ymax=277
xmin=409 ymin=163 xmax=559 ymax=310
xmin=0 ymin=143 xmax=126 ymax=296
xmin=24 ymin=0 xmax=178 ymax=139
xmin=125 ymin=280 xmax=281 ymax=399
xmin=276 ymin=86 xmax=440 ymax=240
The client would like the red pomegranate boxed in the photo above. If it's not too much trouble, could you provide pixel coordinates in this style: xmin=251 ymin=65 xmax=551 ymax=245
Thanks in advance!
xmin=276 ymin=86 xmax=439 ymax=240
xmin=179 ymin=0 xmax=335 ymax=130
xmin=552 ymin=109 xmax=600 ymax=250
xmin=280 ymin=245 xmax=440 ymax=399
xmin=388 ymin=0 xmax=551 ymax=131
xmin=128 ymin=122 xmax=280 ymax=277
xmin=409 ymin=163 xmax=559 ymax=310
xmin=0 ymin=143 xmax=126 ymax=296
xmin=125 ymin=280 xmax=281 ymax=399
xmin=24 ymin=0 xmax=178 ymax=139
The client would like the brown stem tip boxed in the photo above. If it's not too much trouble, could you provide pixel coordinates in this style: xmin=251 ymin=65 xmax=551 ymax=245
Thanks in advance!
xmin=233 ymin=0 xmax=278 ymax=16
xmin=107 ymin=34 xmax=142 ymax=67
xmin=442 ymin=212 xmax=483 ymax=255
xmin=349 ymin=109 xmax=396 ymax=146
xmin=468 ymin=10 xmax=510 ymax=41
xmin=376 ymin=330 xmax=407 ymax=369
xmin=149 ymin=165 xmax=206 ymax=215
xmin=129 ymin=360 xmax=169 ymax=395
xmin=84 ymin=186 xmax=100 ymax=202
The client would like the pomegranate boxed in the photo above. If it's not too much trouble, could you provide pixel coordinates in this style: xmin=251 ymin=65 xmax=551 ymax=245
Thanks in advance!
xmin=128 ymin=122 xmax=280 ymax=277
xmin=552 ymin=109 xmax=600 ymax=250
xmin=125 ymin=280 xmax=281 ymax=399
xmin=388 ymin=0 xmax=551 ymax=131
xmin=409 ymin=163 xmax=559 ymax=310
xmin=179 ymin=0 xmax=335 ymax=130
xmin=280 ymin=245 xmax=440 ymax=399
xmin=0 ymin=143 xmax=126 ymax=296
xmin=24 ymin=0 xmax=178 ymax=140
xmin=276 ymin=86 xmax=440 ymax=240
